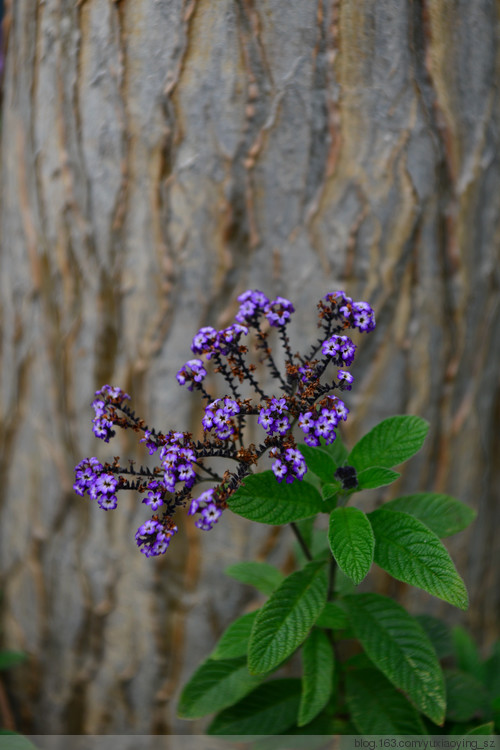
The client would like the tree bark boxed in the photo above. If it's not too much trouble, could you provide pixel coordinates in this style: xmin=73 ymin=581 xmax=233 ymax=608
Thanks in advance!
xmin=1 ymin=0 xmax=499 ymax=734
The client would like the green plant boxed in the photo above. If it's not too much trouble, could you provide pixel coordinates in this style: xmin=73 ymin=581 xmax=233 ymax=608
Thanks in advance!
xmin=178 ymin=421 xmax=487 ymax=736
xmin=74 ymin=289 xmax=489 ymax=737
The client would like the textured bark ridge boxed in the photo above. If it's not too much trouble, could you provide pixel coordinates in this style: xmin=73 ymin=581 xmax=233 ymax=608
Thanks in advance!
xmin=1 ymin=0 xmax=499 ymax=734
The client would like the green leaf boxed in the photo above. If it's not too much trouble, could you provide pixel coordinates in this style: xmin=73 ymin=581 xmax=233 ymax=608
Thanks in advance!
xmin=321 ymin=435 xmax=349 ymax=466
xmin=345 ymin=668 xmax=427 ymax=735
xmin=465 ymin=722 xmax=495 ymax=735
xmin=298 ymin=629 xmax=334 ymax=726
xmin=483 ymin=642 xmax=500 ymax=698
xmin=369 ymin=509 xmax=469 ymax=610
xmin=298 ymin=444 xmax=337 ymax=484
xmin=211 ymin=611 xmax=258 ymax=660
xmin=207 ymin=678 xmax=301 ymax=736
xmin=228 ymin=472 xmax=323 ymax=525
xmin=452 ymin=626 xmax=483 ymax=680
xmin=225 ymin=562 xmax=284 ymax=595
xmin=415 ymin=614 xmax=453 ymax=659
xmin=248 ymin=561 xmax=328 ymax=675
xmin=177 ymin=657 xmax=262 ymax=719
xmin=0 ymin=651 xmax=26 ymax=671
xmin=357 ymin=466 xmax=400 ymax=490
xmin=348 ymin=415 xmax=429 ymax=472
xmin=444 ymin=669 xmax=491 ymax=722
xmin=328 ymin=507 xmax=374 ymax=585
xmin=321 ymin=482 xmax=341 ymax=506
xmin=315 ymin=602 xmax=349 ymax=630
xmin=383 ymin=493 xmax=476 ymax=537
xmin=343 ymin=593 xmax=446 ymax=724
xmin=253 ymin=715 xmax=346 ymax=750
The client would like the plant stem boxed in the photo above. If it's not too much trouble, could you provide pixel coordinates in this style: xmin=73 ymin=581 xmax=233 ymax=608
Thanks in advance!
xmin=290 ymin=522 xmax=313 ymax=561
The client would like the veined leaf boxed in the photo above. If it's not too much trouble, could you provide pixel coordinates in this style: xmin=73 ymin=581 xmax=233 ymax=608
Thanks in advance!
xmin=248 ymin=561 xmax=328 ymax=675
xmin=225 ymin=562 xmax=284 ymax=595
xmin=452 ymin=625 xmax=483 ymax=680
xmin=298 ymin=629 xmax=334 ymax=726
xmin=343 ymin=593 xmax=446 ymax=724
xmin=345 ymin=668 xmax=427 ymax=735
xmin=415 ymin=614 xmax=453 ymax=659
xmin=207 ymin=678 xmax=301 ymax=736
xmin=211 ymin=611 xmax=259 ymax=660
xmin=298 ymin=444 xmax=337 ymax=484
xmin=348 ymin=415 xmax=429 ymax=472
xmin=357 ymin=466 xmax=400 ymax=490
xmin=177 ymin=657 xmax=262 ymax=719
xmin=228 ymin=472 xmax=323 ymax=525
xmin=328 ymin=507 xmax=374 ymax=585
xmin=321 ymin=435 xmax=349 ymax=466
xmin=383 ymin=493 xmax=476 ymax=537
xmin=369 ymin=509 xmax=468 ymax=609
xmin=315 ymin=601 xmax=349 ymax=630
xmin=444 ymin=669 xmax=490 ymax=722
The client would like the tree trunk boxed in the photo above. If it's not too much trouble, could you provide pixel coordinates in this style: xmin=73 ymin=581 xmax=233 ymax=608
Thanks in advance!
xmin=1 ymin=0 xmax=499 ymax=734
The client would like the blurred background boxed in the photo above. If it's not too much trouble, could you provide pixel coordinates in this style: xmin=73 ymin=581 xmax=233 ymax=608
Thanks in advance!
xmin=0 ymin=0 xmax=499 ymax=736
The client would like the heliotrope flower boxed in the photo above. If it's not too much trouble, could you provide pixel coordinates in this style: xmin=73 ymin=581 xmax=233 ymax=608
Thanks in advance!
xmin=265 ymin=296 xmax=294 ymax=327
xmin=176 ymin=359 xmax=207 ymax=390
xmin=75 ymin=289 xmax=376 ymax=556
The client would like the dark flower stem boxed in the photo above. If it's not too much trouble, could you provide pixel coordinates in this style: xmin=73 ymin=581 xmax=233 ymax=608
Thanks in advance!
xmin=290 ymin=522 xmax=313 ymax=561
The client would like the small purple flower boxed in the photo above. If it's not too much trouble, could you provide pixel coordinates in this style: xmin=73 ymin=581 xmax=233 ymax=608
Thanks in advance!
xmin=98 ymin=495 xmax=118 ymax=511
xmin=136 ymin=520 xmax=178 ymax=557
xmin=353 ymin=301 xmax=376 ymax=332
xmin=235 ymin=290 xmax=269 ymax=324
xmin=322 ymin=336 xmax=342 ymax=357
xmin=203 ymin=398 xmax=239 ymax=440
xmin=337 ymin=370 xmax=354 ymax=390
xmin=298 ymin=412 xmax=314 ymax=433
xmin=143 ymin=481 xmax=164 ymax=511
xmin=190 ymin=488 xmax=223 ymax=530
xmin=340 ymin=337 xmax=356 ymax=365
xmin=94 ymin=473 xmax=118 ymax=495
xmin=270 ymin=447 xmax=307 ymax=484
xmin=191 ymin=326 xmax=217 ymax=355
xmin=215 ymin=324 xmax=249 ymax=355
xmin=140 ymin=430 xmax=159 ymax=455
xmin=265 ymin=297 xmax=294 ymax=327
xmin=176 ymin=359 xmax=207 ymax=390
xmin=195 ymin=503 xmax=222 ymax=530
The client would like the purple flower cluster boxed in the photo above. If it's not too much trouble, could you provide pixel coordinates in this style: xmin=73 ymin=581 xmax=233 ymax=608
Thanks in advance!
xmin=135 ymin=519 xmax=178 ymax=557
xmin=270 ymin=447 xmax=307 ymax=484
xmin=322 ymin=335 xmax=357 ymax=366
xmin=298 ymin=396 xmax=349 ymax=447
xmin=91 ymin=384 xmax=130 ymax=442
xmin=159 ymin=432 xmax=197 ymax=492
xmin=191 ymin=324 xmax=248 ymax=360
xmin=257 ymin=397 xmax=290 ymax=437
xmin=176 ymin=359 xmax=207 ymax=390
xmin=75 ymin=288 xmax=377 ymax=556
xmin=73 ymin=457 xmax=119 ymax=510
xmin=320 ymin=291 xmax=376 ymax=333
xmin=189 ymin=488 xmax=223 ymax=530
xmin=202 ymin=397 xmax=241 ymax=440
xmin=234 ymin=290 xmax=294 ymax=329
xmin=235 ymin=290 xmax=270 ymax=324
